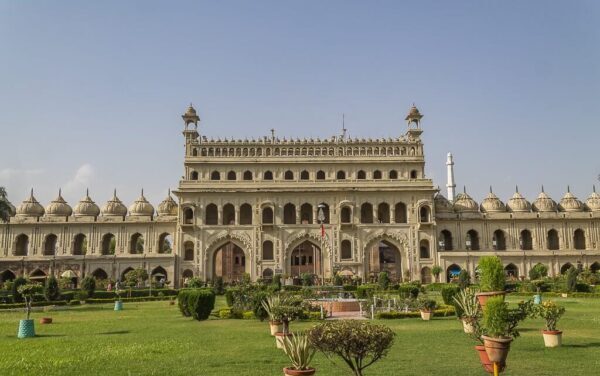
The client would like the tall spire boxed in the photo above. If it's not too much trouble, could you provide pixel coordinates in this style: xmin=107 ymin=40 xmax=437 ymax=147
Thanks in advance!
xmin=446 ymin=153 xmax=456 ymax=201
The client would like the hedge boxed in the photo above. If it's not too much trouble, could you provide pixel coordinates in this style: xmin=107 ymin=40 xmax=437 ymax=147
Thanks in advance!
xmin=376 ymin=306 xmax=455 ymax=319
xmin=0 ymin=300 xmax=68 ymax=310
xmin=510 ymin=292 xmax=600 ymax=299
xmin=356 ymin=284 xmax=379 ymax=299
xmin=178 ymin=289 xmax=215 ymax=321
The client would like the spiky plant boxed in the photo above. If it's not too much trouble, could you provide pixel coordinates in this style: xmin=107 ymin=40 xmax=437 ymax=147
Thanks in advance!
xmin=282 ymin=333 xmax=316 ymax=371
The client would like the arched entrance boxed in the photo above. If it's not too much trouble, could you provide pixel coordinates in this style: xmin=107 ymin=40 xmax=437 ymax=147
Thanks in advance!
xmin=288 ymin=240 xmax=322 ymax=279
xmin=0 ymin=270 xmax=16 ymax=283
xmin=447 ymin=264 xmax=461 ymax=282
xmin=213 ymin=241 xmax=247 ymax=282
xmin=92 ymin=268 xmax=108 ymax=280
xmin=368 ymin=240 xmax=402 ymax=281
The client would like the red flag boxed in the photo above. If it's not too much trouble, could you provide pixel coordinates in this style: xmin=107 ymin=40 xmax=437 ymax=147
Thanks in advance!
xmin=321 ymin=223 xmax=325 ymax=238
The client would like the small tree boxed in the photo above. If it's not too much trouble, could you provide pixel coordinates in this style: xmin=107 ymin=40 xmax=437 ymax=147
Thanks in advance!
xmin=271 ymin=274 xmax=282 ymax=291
xmin=478 ymin=256 xmax=505 ymax=292
xmin=18 ymin=283 xmax=43 ymax=320
xmin=378 ymin=271 xmax=390 ymax=290
xmin=81 ymin=276 xmax=96 ymax=298
xmin=11 ymin=277 xmax=28 ymax=303
xmin=301 ymin=272 xmax=313 ymax=286
xmin=529 ymin=264 xmax=548 ymax=280
xmin=213 ymin=276 xmax=225 ymax=295
xmin=432 ymin=266 xmax=443 ymax=283
xmin=124 ymin=268 xmax=148 ymax=288
xmin=44 ymin=275 xmax=61 ymax=301
xmin=187 ymin=277 xmax=204 ymax=288
xmin=458 ymin=270 xmax=471 ymax=290
xmin=566 ymin=267 xmax=578 ymax=292
xmin=308 ymin=320 xmax=395 ymax=376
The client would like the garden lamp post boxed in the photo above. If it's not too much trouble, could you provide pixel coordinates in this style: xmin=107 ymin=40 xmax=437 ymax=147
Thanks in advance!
xmin=318 ymin=204 xmax=326 ymax=278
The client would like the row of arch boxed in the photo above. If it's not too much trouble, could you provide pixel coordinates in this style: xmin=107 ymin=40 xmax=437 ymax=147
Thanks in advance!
xmin=192 ymin=145 xmax=419 ymax=158
xmin=0 ymin=266 xmax=169 ymax=283
xmin=439 ymin=228 xmax=589 ymax=251
xmin=190 ymin=168 xmax=419 ymax=181
xmin=182 ymin=202 xmax=430 ymax=226
xmin=12 ymin=232 xmax=173 ymax=256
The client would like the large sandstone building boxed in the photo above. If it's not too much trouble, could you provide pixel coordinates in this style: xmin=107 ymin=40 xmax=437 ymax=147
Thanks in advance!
xmin=1 ymin=105 xmax=599 ymax=287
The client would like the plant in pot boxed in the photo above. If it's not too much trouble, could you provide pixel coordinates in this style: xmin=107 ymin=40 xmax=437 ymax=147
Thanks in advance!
xmin=476 ymin=256 xmax=506 ymax=308
xmin=532 ymin=280 xmax=545 ymax=305
xmin=272 ymin=301 xmax=303 ymax=349
xmin=431 ymin=265 xmax=443 ymax=283
xmin=466 ymin=313 xmax=501 ymax=374
xmin=114 ymin=286 xmax=123 ymax=311
xmin=282 ymin=332 xmax=316 ymax=376
xmin=17 ymin=283 xmax=42 ymax=338
xmin=418 ymin=298 xmax=437 ymax=321
xmin=533 ymin=300 xmax=565 ymax=348
xmin=262 ymin=294 xmax=284 ymax=336
xmin=453 ymin=288 xmax=480 ymax=333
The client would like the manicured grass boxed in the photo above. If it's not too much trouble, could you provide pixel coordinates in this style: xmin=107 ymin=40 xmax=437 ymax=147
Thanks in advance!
xmin=1 ymin=296 xmax=599 ymax=375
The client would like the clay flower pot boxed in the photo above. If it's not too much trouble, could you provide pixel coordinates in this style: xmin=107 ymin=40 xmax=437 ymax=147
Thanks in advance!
xmin=542 ymin=330 xmax=562 ymax=347
xmin=275 ymin=332 xmax=293 ymax=349
xmin=462 ymin=318 xmax=475 ymax=334
xmin=40 ymin=317 xmax=53 ymax=325
xmin=482 ymin=335 xmax=513 ymax=365
xmin=475 ymin=345 xmax=505 ymax=374
xmin=283 ymin=367 xmax=316 ymax=376
xmin=269 ymin=321 xmax=283 ymax=336
xmin=420 ymin=310 xmax=432 ymax=321
xmin=475 ymin=291 xmax=506 ymax=309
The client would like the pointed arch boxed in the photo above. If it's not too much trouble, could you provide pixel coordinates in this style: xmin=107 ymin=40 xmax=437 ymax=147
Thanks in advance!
xmin=73 ymin=233 xmax=87 ymax=255
xmin=101 ymin=233 xmax=116 ymax=255
xmin=504 ymin=263 xmax=518 ymax=278
xmin=44 ymin=234 xmax=58 ymax=256
xmin=151 ymin=266 xmax=168 ymax=282
xmin=447 ymin=264 xmax=462 ymax=282
xmin=14 ymin=234 xmax=29 ymax=256
xmin=130 ymin=233 xmax=144 ymax=254
xmin=92 ymin=268 xmax=108 ymax=280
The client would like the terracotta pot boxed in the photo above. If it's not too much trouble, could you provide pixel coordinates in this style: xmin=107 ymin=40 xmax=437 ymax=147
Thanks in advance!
xmin=275 ymin=332 xmax=293 ymax=349
xmin=283 ymin=367 xmax=316 ymax=376
xmin=462 ymin=318 xmax=474 ymax=334
xmin=542 ymin=330 xmax=562 ymax=347
xmin=270 ymin=321 xmax=283 ymax=336
xmin=475 ymin=291 xmax=506 ymax=309
xmin=420 ymin=310 xmax=432 ymax=321
xmin=40 ymin=317 xmax=53 ymax=324
xmin=169 ymin=301 xmax=175 ymax=305
xmin=474 ymin=345 xmax=505 ymax=374
xmin=482 ymin=335 xmax=512 ymax=364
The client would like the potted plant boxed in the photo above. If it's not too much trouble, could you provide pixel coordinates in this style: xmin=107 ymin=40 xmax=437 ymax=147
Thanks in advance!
xmin=282 ymin=333 xmax=316 ymax=376
xmin=534 ymin=300 xmax=566 ymax=347
xmin=273 ymin=302 xmax=303 ymax=349
xmin=17 ymin=283 xmax=42 ymax=338
xmin=418 ymin=298 xmax=437 ymax=321
xmin=262 ymin=294 xmax=284 ymax=336
xmin=431 ymin=265 xmax=443 ymax=283
xmin=476 ymin=256 xmax=506 ymax=308
xmin=114 ymin=286 xmax=123 ymax=311
xmin=453 ymin=288 xmax=479 ymax=333
xmin=468 ymin=316 xmax=504 ymax=374
xmin=532 ymin=280 xmax=545 ymax=305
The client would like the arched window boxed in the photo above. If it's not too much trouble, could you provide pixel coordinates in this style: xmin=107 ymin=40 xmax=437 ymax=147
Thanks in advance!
xmin=14 ymin=234 xmax=29 ymax=256
xmin=419 ymin=239 xmax=430 ymax=259
xmin=590 ymin=262 xmax=600 ymax=273
xmin=505 ymin=263 xmax=519 ymax=278
xmin=284 ymin=203 xmax=296 ymax=224
xmin=318 ymin=203 xmax=330 ymax=224
xmin=190 ymin=171 xmax=199 ymax=180
xmin=227 ymin=171 xmax=236 ymax=180
xmin=316 ymin=170 xmax=326 ymax=180
xmin=361 ymin=203 xmax=373 ymax=224
xmin=377 ymin=203 xmax=390 ymax=223
xmin=211 ymin=171 xmax=221 ymax=180
xmin=357 ymin=170 xmax=366 ymax=180
xmin=44 ymin=234 xmax=57 ymax=256
xmin=243 ymin=170 xmax=253 ymax=180
xmin=547 ymin=229 xmax=559 ymax=250
xmin=520 ymin=230 xmax=533 ymax=250
xmin=205 ymin=204 xmax=218 ymax=225
xmin=419 ymin=206 xmax=431 ymax=223
xmin=574 ymin=229 xmax=586 ymax=250
xmin=158 ymin=233 xmax=173 ymax=254
xmin=389 ymin=170 xmax=398 ymax=179
xmin=264 ymin=171 xmax=273 ymax=180
xmin=192 ymin=148 xmax=198 ymax=156
xmin=341 ymin=240 xmax=352 ymax=259
xmin=337 ymin=170 xmax=346 ymax=180
xmin=300 ymin=203 xmax=313 ymax=224
xmin=394 ymin=203 xmax=407 ymax=223
xmin=101 ymin=233 xmax=116 ymax=255
xmin=262 ymin=268 xmax=274 ymax=280
xmin=0 ymin=270 xmax=16 ymax=282
xmin=73 ymin=233 xmax=87 ymax=255
xmin=92 ymin=268 xmax=108 ymax=280
xmin=410 ymin=170 xmax=418 ymax=179
xmin=262 ymin=207 xmax=274 ymax=224
xmin=183 ymin=207 xmax=194 ymax=224
xmin=340 ymin=206 xmax=352 ymax=223
xmin=373 ymin=170 xmax=382 ymax=179
xmin=300 ymin=170 xmax=309 ymax=180
xmin=240 ymin=203 xmax=252 ymax=225
xmin=284 ymin=170 xmax=294 ymax=180
xmin=466 ymin=230 xmax=480 ymax=250
xmin=440 ymin=230 xmax=453 ymax=250
xmin=493 ymin=230 xmax=506 ymax=250
xmin=130 ymin=233 xmax=144 ymax=254
xmin=560 ymin=263 xmax=573 ymax=274
xmin=182 ymin=269 xmax=194 ymax=278
xmin=262 ymin=240 xmax=274 ymax=260
xmin=184 ymin=241 xmax=194 ymax=261
xmin=223 ymin=203 xmax=235 ymax=225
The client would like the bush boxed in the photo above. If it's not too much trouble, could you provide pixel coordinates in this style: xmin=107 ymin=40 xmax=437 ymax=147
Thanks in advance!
xmin=529 ymin=263 xmax=549 ymax=280
xmin=272 ymin=274 xmax=282 ymax=291
xmin=44 ymin=275 xmax=61 ymax=301
xmin=177 ymin=290 xmax=192 ymax=317
xmin=11 ymin=277 xmax=27 ymax=303
xmin=483 ymin=296 xmax=509 ymax=337
xmin=213 ymin=276 xmax=225 ymax=295
xmin=301 ymin=273 xmax=313 ymax=286
xmin=376 ymin=306 xmax=455 ymax=319
xmin=242 ymin=311 xmax=255 ymax=320
xmin=81 ymin=276 xmax=96 ymax=298
xmin=440 ymin=285 xmax=462 ymax=316
xmin=182 ymin=289 xmax=216 ymax=321
xmin=575 ymin=282 xmax=591 ymax=293
xmin=566 ymin=267 xmax=579 ymax=292
xmin=478 ymin=256 xmax=505 ymax=292
xmin=458 ymin=270 xmax=471 ymax=290
xmin=378 ymin=272 xmax=390 ymax=290
xmin=74 ymin=290 xmax=89 ymax=301
xmin=225 ymin=287 xmax=238 ymax=307
xmin=187 ymin=277 xmax=204 ymax=288
xmin=356 ymin=284 xmax=378 ymax=299
xmin=398 ymin=285 xmax=420 ymax=299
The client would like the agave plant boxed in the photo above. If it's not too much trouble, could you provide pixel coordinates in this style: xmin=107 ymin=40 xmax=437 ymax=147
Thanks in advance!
xmin=453 ymin=288 xmax=479 ymax=321
xmin=262 ymin=294 xmax=282 ymax=322
xmin=282 ymin=333 xmax=316 ymax=371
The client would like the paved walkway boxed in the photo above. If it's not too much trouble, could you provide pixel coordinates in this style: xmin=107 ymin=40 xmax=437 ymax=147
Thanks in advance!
xmin=326 ymin=311 xmax=367 ymax=320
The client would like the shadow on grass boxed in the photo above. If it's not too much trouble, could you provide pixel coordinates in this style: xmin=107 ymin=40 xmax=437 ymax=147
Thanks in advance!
xmin=562 ymin=342 xmax=600 ymax=349
xmin=98 ymin=330 xmax=131 ymax=335
xmin=35 ymin=334 xmax=67 ymax=338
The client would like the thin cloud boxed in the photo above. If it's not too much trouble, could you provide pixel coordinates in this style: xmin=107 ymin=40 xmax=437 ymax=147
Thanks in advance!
xmin=62 ymin=164 xmax=95 ymax=197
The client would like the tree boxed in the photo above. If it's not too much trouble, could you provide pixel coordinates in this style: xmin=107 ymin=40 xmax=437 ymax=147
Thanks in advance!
xmin=18 ymin=283 xmax=43 ymax=320
xmin=125 ymin=268 xmax=148 ymax=288
xmin=81 ymin=276 xmax=96 ymax=298
xmin=566 ymin=267 xmax=579 ymax=292
xmin=308 ymin=320 xmax=395 ymax=376
xmin=432 ymin=266 xmax=443 ymax=283
xmin=11 ymin=276 xmax=28 ymax=303
xmin=44 ymin=275 xmax=61 ymax=301
xmin=0 ymin=187 xmax=12 ymax=222
xmin=529 ymin=263 xmax=549 ymax=280
xmin=378 ymin=271 xmax=390 ymax=290
xmin=458 ymin=270 xmax=471 ymax=290
xmin=213 ymin=276 xmax=225 ymax=295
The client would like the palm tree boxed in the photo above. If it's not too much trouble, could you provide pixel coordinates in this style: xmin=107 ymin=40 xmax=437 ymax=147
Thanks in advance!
xmin=0 ymin=187 xmax=12 ymax=222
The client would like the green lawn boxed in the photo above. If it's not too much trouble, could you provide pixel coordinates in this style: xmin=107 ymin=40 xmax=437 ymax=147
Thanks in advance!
xmin=1 ymin=296 xmax=599 ymax=375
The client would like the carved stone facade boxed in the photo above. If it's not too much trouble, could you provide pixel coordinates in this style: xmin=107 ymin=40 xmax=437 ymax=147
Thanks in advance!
xmin=1 ymin=104 xmax=599 ymax=287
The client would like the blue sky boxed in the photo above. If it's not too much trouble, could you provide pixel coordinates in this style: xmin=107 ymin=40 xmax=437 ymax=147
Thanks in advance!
xmin=0 ymin=1 xmax=598 ymax=208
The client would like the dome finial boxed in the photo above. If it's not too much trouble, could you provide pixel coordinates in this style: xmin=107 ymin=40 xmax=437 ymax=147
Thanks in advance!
xmin=541 ymin=185 xmax=545 ymax=193
xmin=489 ymin=186 xmax=493 ymax=194
xmin=168 ymin=188 xmax=171 ymax=196
xmin=463 ymin=185 xmax=466 ymax=194
xmin=86 ymin=188 xmax=89 ymax=197
xmin=58 ymin=188 xmax=62 ymax=197
xmin=567 ymin=185 xmax=571 ymax=193
xmin=141 ymin=188 xmax=144 ymax=197
xmin=30 ymin=188 xmax=34 ymax=198
xmin=594 ymin=185 xmax=597 ymax=193
xmin=515 ymin=185 xmax=519 ymax=193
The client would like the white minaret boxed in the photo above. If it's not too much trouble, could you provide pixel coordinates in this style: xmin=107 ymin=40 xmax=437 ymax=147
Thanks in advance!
xmin=446 ymin=152 xmax=456 ymax=201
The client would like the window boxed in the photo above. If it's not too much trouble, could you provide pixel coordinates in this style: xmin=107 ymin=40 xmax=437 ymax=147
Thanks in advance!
xmin=240 ymin=204 xmax=252 ymax=225
xmin=205 ymin=204 xmax=218 ymax=225
xmin=158 ymin=233 xmax=173 ymax=254
xmin=373 ymin=170 xmax=382 ymax=179
xmin=73 ymin=234 xmax=87 ymax=255
xmin=466 ymin=230 xmax=480 ymax=250
xmin=192 ymin=148 xmax=198 ymax=156
xmin=211 ymin=171 xmax=220 ymax=180
xmin=14 ymin=234 xmax=29 ymax=256
xmin=419 ymin=239 xmax=430 ymax=259
xmin=337 ymin=170 xmax=346 ymax=180
xmin=300 ymin=203 xmax=313 ymax=224
xmin=101 ymin=233 xmax=116 ymax=255
xmin=243 ymin=170 xmax=253 ymax=180
xmin=44 ymin=234 xmax=57 ymax=256
xmin=493 ymin=230 xmax=506 ymax=250
xmin=227 ymin=171 xmax=236 ymax=180
xmin=440 ymin=230 xmax=453 ymax=250
xmin=284 ymin=170 xmax=294 ymax=180
xmin=395 ymin=203 xmax=407 ymax=223
xmin=223 ymin=204 xmax=235 ymax=225
xmin=264 ymin=171 xmax=273 ymax=180
xmin=183 ymin=207 xmax=194 ymax=224
xmin=360 ymin=203 xmax=373 ymax=223
xmin=262 ymin=207 xmax=274 ymax=224
xmin=340 ymin=206 xmax=352 ymax=223
xmin=520 ymin=230 xmax=533 ymax=250
xmin=316 ymin=170 xmax=326 ymax=180
xmin=341 ymin=240 xmax=352 ymax=259
xmin=357 ymin=170 xmax=366 ymax=179
xmin=377 ymin=203 xmax=390 ymax=223
xmin=300 ymin=170 xmax=309 ymax=180
xmin=190 ymin=171 xmax=199 ymax=180
xmin=283 ymin=203 xmax=296 ymax=224
xmin=410 ymin=170 xmax=418 ymax=179
xmin=419 ymin=206 xmax=431 ymax=223
xmin=574 ymin=229 xmax=586 ymax=250
xmin=547 ymin=229 xmax=559 ymax=250
xmin=389 ymin=170 xmax=398 ymax=179
xmin=262 ymin=241 xmax=274 ymax=260
xmin=130 ymin=233 xmax=144 ymax=254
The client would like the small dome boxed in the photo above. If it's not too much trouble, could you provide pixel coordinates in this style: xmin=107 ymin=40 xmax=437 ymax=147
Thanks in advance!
xmin=101 ymin=190 xmax=127 ymax=217
xmin=532 ymin=188 xmax=557 ymax=212
xmin=585 ymin=186 xmax=600 ymax=212
xmin=480 ymin=188 xmax=506 ymax=213
xmin=129 ymin=189 xmax=154 ymax=217
xmin=506 ymin=187 xmax=531 ymax=212
xmin=158 ymin=189 xmax=177 ymax=216
xmin=558 ymin=187 xmax=583 ymax=212
xmin=434 ymin=193 xmax=453 ymax=213
xmin=184 ymin=104 xmax=197 ymax=116
xmin=453 ymin=189 xmax=479 ymax=212
xmin=73 ymin=189 xmax=100 ymax=217
xmin=405 ymin=104 xmax=423 ymax=121
xmin=45 ymin=189 xmax=73 ymax=217
xmin=16 ymin=189 xmax=45 ymax=217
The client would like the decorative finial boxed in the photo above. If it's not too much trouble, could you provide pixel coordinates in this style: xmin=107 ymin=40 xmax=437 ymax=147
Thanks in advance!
xmin=86 ymin=188 xmax=89 ymax=197
xmin=270 ymin=128 xmax=275 ymax=139
xmin=168 ymin=188 xmax=171 ymax=196
xmin=141 ymin=188 xmax=144 ymax=197
xmin=594 ymin=185 xmax=597 ymax=193
xmin=489 ymin=186 xmax=493 ymax=194
xmin=58 ymin=188 xmax=62 ymax=197
xmin=567 ymin=185 xmax=570 ymax=193
xmin=463 ymin=186 xmax=466 ymax=194
xmin=515 ymin=185 xmax=519 ymax=193
xmin=113 ymin=188 xmax=117 ymax=198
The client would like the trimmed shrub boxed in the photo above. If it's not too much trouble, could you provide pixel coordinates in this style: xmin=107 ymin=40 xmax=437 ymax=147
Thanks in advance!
xmin=44 ymin=275 xmax=61 ymax=301
xmin=356 ymin=284 xmax=379 ymax=299
xmin=397 ymin=285 xmax=420 ymax=299
xmin=177 ymin=290 xmax=192 ymax=317
xmin=186 ymin=289 xmax=216 ymax=321
xmin=225 ymin=287 xmax=238 ymax=307
xmin=271 ymin=274 xmax=282 ymax=291
xmin=378 ymin=272 xmax=390 ymax=290
xmin=11 ymin=277 xmax=27 ymax=303
xmin=81 ymin=276 xmax=96 ymax=298
xmin=343 ymin=284 xmax=357 ymax=292
xmin=187 ymin=277 xmax=204 ymax=288
xmin=441 ymin=285 xmax=460 ymax=305
xmin=478 ymin=256 xmax=505 ymax=292
xmin=575 ymin=282 xmax=591 ymax=293
xmin=376 ymin=306 xmax=455 ymax=319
